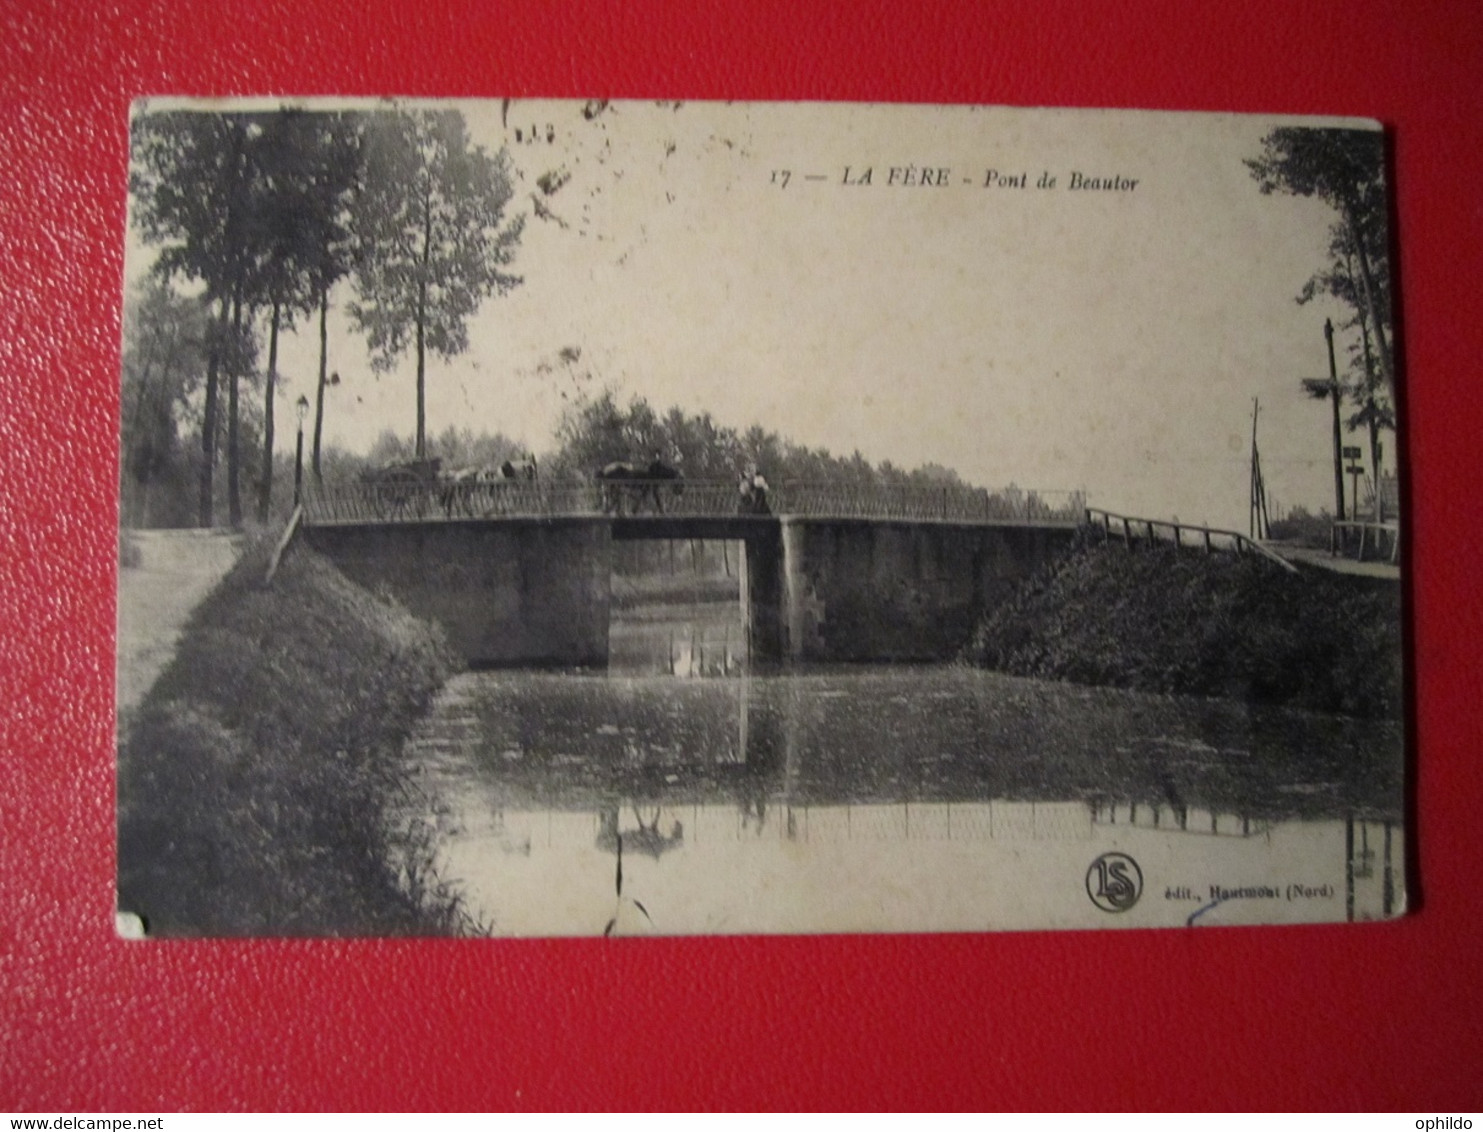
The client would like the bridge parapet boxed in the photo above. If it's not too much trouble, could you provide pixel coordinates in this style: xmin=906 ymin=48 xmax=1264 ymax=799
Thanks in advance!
xmin=777 ymin=483 xmax=1084 ymax=524
xmin=1086 ymin=507 xmax=1297 ymax=573
xmin=301 ymin=479 xmax=1086 ymax=528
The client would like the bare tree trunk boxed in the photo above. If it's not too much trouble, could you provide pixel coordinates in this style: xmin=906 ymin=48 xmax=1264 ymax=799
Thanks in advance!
xmin=227 ymin=293 xmax=243 ymax=529
xmin=415 ymin=292 xmax=426 ymax=461
xmin=1357 ymin=320 xmax=1383 ymax=521
xmin=415 ymin=184 xmax=432 ymax=462
xmin=1343 ymin=200 xmax=1395 ymax=399
xmin=199 ymin=298 xmax=228 ymax=528
xmin=257 ymin=300 xmax=280 ymax=523
xmin=312 ymin=286 xmax=328 ymax=481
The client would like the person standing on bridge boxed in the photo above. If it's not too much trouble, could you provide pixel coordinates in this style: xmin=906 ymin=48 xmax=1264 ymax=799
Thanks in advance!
xmin=748 ymin=466 xmax=771 ymax=515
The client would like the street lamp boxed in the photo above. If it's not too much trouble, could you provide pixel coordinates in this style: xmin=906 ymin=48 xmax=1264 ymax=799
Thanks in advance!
xmin=294 ymin=394 xmax=309 ymax=507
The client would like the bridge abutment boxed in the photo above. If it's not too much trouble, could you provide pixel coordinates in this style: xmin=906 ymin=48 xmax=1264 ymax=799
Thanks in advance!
xmin=780 ymin=520 xmax=1077 ymax=662
xmin=304 ymin=519 xmax=612 ymax=668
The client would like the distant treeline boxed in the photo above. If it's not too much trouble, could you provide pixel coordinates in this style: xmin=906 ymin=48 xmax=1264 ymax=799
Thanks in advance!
xmin=356 ymin=389 xmax=974 ymax=489
xmin=543 ymin=390 xmax=969 ymax=487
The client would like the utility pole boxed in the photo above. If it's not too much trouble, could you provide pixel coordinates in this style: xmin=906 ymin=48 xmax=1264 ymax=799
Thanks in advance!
xmin=1249 ymin=397 xmax=1270 ymax=540
xmin=1324 ymin=318 xmax=1346 ymax=522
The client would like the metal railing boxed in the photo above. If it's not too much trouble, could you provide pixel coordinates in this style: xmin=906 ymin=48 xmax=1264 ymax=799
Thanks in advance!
xmin=301 ymin=478 xmax=1087 ymax=527
xmin=1330 ymin=520 xmax=1401 ymax=565
xmin=1085 ymin=507 xmax=1298 ymax=573
xmin=774 ymin=483 xmax=1085 ymax=524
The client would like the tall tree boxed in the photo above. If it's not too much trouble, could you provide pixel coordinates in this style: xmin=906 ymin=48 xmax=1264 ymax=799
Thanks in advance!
xmin=1247 ymin=127 xmax=1395 ymax=397
xmin=120 ymin=280 xmax=209 ymax=527
xmin=130 ymin=110 xmax=257 ymax=526
xmin=1298 ymin=229 xmax=1395 ymax=515
xmin=300 ymin=114 xmax=364 ymax=483
xmin=349 ymin=109 xmax=523 ymax=460
xmin=246 ymin=111 xmax=337 ymax=522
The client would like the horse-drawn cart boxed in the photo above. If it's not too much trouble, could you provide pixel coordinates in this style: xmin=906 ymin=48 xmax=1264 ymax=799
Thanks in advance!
xmin=358 ymin=458 xmax=443 ymax=521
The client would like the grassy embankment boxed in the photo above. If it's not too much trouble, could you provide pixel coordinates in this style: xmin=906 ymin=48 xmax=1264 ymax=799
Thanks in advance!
xmin=964 ymin=537 xmax=1403 ymax=720
xmin=118 ymin=534 xmax=466 ymax=936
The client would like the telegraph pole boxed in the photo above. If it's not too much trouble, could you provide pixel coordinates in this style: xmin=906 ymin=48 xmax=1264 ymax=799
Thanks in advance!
xmin=1250 ymin=398 xmax=1270 ymax=539
xmin=1324 ymin=318 xmax=1346 ymax=522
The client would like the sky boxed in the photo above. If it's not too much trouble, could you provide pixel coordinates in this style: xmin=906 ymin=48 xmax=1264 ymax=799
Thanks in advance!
xmin=124 ymin=99 xmax=1387 ymax=531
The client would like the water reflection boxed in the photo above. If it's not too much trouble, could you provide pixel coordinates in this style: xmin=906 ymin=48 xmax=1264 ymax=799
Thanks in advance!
xmin=597 ymin=804 xmax=685 ymax=858
xmin=416 ymin=669 xmax=1400 ymax=819
xmin=397 ymin=662 xmax=1405 ymax=935
xmin=608 ymin=538 xmax=748 ymax=678
xmin=608 ymin=620 xmax=749 ymax=678
xmin=1093 ymin=801 xmax=1269 ymax=837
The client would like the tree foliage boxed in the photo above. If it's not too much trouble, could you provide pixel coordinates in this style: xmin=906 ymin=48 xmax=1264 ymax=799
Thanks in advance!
xmin=284 ymin=114 xmax=364 ymax=483
xmin=132 ymin=107 xmax=377 ymax=523
xmin=1246 ymin=127 xmax=1395 ymax=398
xmin=1248 ymin=126 xmax=1398 ymax=515
xmin=365 ymin=426 xmax=527 ymax=471
xmin=120 ymin=280 xmax=209 ymax=526
xmin=548 ymin=390 xmax=970 ymax=490
xmin=349 ymin=109 xmax=524 ymax=460
xmin=130 ymin=110 xmax=259 ymax=526
xmin=130 ymin=112 xmax=257 ymax=303
xmin=244 ymin=111 xmax=365 ymax=520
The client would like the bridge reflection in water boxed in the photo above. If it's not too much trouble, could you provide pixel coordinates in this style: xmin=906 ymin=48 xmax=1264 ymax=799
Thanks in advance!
xmin=403 ymin=793 xmax=1402 ymax=936
xmin=395 ymin=661 xmax=1405 ymax=936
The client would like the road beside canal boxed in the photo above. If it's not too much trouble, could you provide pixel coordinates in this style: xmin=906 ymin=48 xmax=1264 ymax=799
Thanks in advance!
xmin=116 ymin=529 xmax=244 ymax=725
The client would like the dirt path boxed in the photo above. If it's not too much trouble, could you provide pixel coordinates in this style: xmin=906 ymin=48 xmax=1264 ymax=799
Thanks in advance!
xmin=1265 ymin=542 xmax=1402 ymax=581
xmin=116 ymin=529 xmax=244 ymax=721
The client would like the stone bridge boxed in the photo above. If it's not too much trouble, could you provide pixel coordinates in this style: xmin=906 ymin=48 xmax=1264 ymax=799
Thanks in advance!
xmin=299 ymin=480 xmax=1083 ymax=667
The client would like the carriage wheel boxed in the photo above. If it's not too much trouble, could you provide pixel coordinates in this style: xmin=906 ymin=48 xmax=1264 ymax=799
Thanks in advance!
xmin=377 ymin=467 xmax=423 ymax=521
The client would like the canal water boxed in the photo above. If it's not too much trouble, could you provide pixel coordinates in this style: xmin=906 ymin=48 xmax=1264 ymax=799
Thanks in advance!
xmin=393 ymin=559 xmax=1405 ymax=936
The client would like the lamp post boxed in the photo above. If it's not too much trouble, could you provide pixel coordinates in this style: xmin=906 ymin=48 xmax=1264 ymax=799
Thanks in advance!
xmin=294 ymin=394 xmax=309 ymax=508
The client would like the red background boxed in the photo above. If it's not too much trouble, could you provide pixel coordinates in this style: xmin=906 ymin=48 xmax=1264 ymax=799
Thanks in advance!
xmin=3 ymin=0 xmax=1481 ymax=1111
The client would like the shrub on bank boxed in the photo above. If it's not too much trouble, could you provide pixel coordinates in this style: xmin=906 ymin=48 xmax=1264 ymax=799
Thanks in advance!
xmin=964 ymin=538 xmax=1403 ymax=719
xmin=117 ymin=534 xmax=463 ymax=935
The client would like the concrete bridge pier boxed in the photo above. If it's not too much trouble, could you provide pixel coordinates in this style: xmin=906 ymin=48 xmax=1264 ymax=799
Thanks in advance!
xmin=742 ymin=525 xmax=785 ymax=665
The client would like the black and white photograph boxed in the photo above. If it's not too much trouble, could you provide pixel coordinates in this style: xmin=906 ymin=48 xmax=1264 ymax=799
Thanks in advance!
xmin=115 ymin=99 xmax=1405 ymax=937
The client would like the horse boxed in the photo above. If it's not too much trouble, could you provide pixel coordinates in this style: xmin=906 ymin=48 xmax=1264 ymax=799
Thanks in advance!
xmin=498 ymin=454 xmax=538 ymax=481
xmin=434 ymin=465 xmax=486 ymax=518
xmin=595 ymin=458 xmax=683 ymax=515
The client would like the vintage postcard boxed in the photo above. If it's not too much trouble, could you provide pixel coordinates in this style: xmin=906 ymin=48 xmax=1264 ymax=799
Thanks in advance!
xmin=116 ymin=99 xmax=1404 ymax=937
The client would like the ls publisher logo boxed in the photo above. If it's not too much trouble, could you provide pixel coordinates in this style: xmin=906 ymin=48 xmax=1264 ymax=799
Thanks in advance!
xmin=1086 ymin=852 xmax=1143 ymax=912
